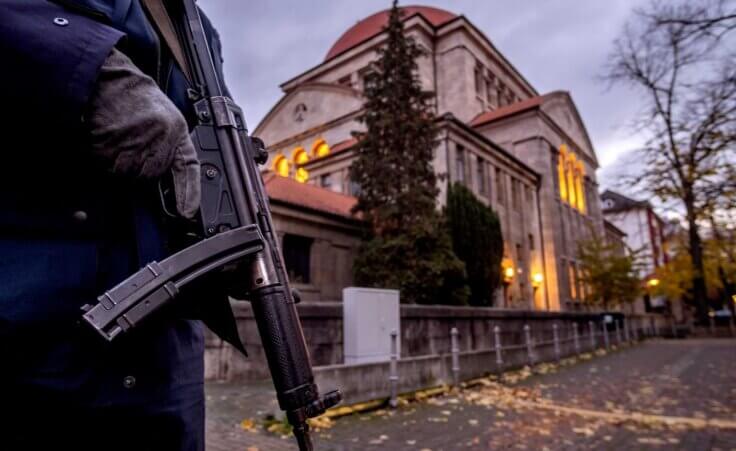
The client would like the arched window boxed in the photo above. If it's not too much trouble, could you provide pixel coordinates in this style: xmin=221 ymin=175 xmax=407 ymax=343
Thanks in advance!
xmin=558 ymin=145 xmax=568 ymax=202
xmin=292 ymin=147 xmax=309 ymax=165
xmin=312 ymin=139 xmax=330 ymax=158
xmin=272 ymin=154 xmax=290 ymax=178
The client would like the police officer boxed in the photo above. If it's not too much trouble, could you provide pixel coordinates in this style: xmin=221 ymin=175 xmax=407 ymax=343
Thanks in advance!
xmin=0 ymin=1 xmax=238 ymax=449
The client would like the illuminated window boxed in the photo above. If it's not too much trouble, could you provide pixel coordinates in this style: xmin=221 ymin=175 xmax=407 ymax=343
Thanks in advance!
xmin=292 ymin=147 xmax=309 ymax=165
xmin=576 ymin=161 xmax=586 ymax=213
xmin=273 ymin=154 xmax=290 ymax=178
xmin=566 ymin=153 xmax=577 ymax=208
xmin=568 ymin=262 xmax=577 ymax=300
xmin=295 ymin=168 xmax=309 ymax=183
xmin=312 ymin=139 xmax=330 ymax=158
xmin=558 ymin=145 xmax=568 ymax=202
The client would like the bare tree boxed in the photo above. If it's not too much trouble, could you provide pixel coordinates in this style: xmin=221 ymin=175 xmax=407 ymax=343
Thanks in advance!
xmin=603 ymin=0 xmax=736 ymax=321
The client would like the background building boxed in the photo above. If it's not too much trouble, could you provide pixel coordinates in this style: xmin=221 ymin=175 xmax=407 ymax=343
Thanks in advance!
xmin=258 ymin=5 xmax=606 ymax=310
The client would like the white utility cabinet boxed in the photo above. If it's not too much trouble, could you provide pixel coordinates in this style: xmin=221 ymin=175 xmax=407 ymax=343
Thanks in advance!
xmin=343 ymin=287 xmax=400 ymax=364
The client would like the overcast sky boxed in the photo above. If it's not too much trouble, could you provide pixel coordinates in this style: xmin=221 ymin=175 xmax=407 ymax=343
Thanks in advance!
xmin=199 ymin=0 xmax=649 ymax=190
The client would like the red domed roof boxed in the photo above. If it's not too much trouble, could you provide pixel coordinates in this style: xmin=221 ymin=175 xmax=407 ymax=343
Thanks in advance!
xmin=325 ymin=6 xmax=457 ymax=61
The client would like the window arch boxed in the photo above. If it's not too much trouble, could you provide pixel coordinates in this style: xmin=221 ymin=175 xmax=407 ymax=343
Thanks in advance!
xmin=272 ymin=154 xmax=290 ymax=178
xmin=292 ymin=147 xmax=309 ymax=165
xmin=312 ymin=139 xmax=330 ymax=158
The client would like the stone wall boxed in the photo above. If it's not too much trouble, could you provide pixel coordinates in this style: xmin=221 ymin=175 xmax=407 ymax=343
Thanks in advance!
xmin=205 ymin=301 xmax=660 ymax=382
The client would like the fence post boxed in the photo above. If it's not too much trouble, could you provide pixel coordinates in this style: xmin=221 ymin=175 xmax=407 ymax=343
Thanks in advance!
xmin=553 ymin=323 xmax=560 ymax=361
xmin=615 ymin=320 xmax=621 ymax=346
xmin=389 ymin=329 xmax=399 ymax=408
xmin=524 ymin=324 xmax=535 ymax=366
xmin=451 ymin=327 xmax=460 ymax=386
xmin=573 ymin=322 xmax=580 ymax=354
xmin=602 ymin=320 xmax=610 ymax=350
xmin=654 ymin=318 xmax=660 ymax=337
xmin=624 ymin=318 xmax=630 ymax=343
xmin=730 ymin=314 xmax=735 ymax=337
xmin=589 ymin=321 xmax=596 ymax=350
xmin=709 ymin=313 xmax=716 ymax=336
xmin=494 ymin=325 xmax=503 ymax=367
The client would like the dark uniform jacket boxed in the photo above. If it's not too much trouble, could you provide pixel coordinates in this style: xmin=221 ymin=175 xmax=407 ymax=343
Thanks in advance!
xmin=0 ymin=1 xmax=230 ymax=449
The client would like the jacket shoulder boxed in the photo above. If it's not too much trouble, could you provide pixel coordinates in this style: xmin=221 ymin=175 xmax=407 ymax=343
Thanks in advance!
xmin=0 ymin=0 xmax=125 ymax=129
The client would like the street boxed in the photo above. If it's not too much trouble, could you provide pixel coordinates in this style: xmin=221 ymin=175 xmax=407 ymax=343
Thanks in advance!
xmin=206 ymin=339 xmax=736 ymax=450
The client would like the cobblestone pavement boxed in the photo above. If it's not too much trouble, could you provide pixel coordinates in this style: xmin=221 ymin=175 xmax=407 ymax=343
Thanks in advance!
xmin=206 ymin=339 xmax=736 ymax=450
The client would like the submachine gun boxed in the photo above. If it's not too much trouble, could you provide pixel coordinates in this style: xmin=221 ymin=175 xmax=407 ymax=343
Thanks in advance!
xmin=80 ymin=1 xmax=341 ymax=449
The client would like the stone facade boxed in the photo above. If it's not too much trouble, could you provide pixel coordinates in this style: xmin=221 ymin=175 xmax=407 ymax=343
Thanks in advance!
xmin=256 ymin=6 xmax=606 ymax=311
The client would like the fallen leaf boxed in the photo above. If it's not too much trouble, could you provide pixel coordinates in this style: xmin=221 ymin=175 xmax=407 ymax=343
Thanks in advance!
xmin=240 ymin=419 xmax=257 ymax=432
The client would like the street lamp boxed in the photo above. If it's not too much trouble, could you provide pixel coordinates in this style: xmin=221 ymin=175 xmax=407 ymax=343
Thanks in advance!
xmin=647 ymin=278 xmax=660 ymax=288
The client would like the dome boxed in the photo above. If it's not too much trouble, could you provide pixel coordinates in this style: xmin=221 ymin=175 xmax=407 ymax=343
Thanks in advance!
xmin=324 ymin=6 xmax=457 ymax=61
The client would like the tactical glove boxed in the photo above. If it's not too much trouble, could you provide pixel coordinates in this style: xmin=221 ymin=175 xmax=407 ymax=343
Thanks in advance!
xmin=87 ymin=48 xmax=200 ymax=218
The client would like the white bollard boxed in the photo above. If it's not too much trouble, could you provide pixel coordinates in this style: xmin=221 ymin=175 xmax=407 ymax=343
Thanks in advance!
xmin=451 ymin=327 xmax=460 ymax=386
xmin=553 ymin=323 xmax=560 ymax=361
xmin=602 ymin=321 xmax=610 ymax=349
xmin=494 ymin=325 xmax=503 ymax=366
xmin=573 ymin=322 xmax=580 ymax=354
xmin=389 ymin=329 xmax=399 ymax=408
xmin=589 ymin=321 xmax=596 ymax=350
xmin=524 ymin=324 xmax=535 ymax=366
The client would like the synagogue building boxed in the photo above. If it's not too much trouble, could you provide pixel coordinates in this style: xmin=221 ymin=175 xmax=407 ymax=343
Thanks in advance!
xmin=256 ymin=6 xmax=608 ymax=311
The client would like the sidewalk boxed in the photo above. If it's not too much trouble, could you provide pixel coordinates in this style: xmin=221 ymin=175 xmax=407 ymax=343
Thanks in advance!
xmin=206 ymin=339 xmax=736 ymax=450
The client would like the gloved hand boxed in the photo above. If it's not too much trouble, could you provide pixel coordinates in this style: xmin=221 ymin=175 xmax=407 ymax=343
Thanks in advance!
xmin=86 ymin=47 xmax=200 ymax=218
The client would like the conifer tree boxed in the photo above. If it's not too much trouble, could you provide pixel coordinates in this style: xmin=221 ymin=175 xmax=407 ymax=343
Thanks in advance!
xmin=350 ymin=0 xmax=469 ymax=305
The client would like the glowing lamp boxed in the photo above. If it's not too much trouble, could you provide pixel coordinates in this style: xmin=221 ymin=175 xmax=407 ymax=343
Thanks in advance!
xmin=647 ymin=278 xmax=660 ymax=288
xmin=532 ymin=272 xmax=544 ymax=288
xmin=502 ymin=266 xmax=515 ymax=284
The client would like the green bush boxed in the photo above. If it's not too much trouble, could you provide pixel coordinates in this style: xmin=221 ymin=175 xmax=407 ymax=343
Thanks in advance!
xmin=445 ymin=183 xmax=504 ymax=306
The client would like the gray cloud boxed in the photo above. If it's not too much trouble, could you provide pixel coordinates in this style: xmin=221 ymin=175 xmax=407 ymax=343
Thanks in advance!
xmin=198 ymin=0 xmax=649 ymax=188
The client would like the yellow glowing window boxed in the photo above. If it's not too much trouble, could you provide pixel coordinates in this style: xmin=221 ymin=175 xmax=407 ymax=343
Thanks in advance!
xmin=273 ymin=154 xmax=290 ymax=177
xmin=558 ymin=145 xmax=568 ymax=202
xmin=312 ymin=139 xmax=330 ymax=158
xmin=566 ymin=154 xmax=577 ymax=208
xmin=576 ymin=161 xmax=586 ymax=213
xmin=295 ymin=167 xmax=309 ymax=183
xmin=292 ymin=147 xmax=309 ymax=165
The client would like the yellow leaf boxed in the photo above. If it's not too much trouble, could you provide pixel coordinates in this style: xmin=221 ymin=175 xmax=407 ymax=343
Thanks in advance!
xmin=240 ymin=419 xmax=257 ymax=432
